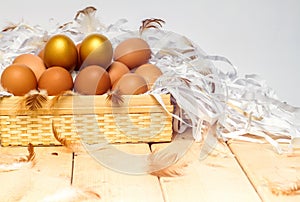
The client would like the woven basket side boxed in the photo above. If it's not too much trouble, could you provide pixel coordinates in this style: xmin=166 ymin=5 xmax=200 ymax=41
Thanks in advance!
xmin=0 ymin=94 xmax=174 ymax=146
xmin=0 ymin=110 xmax=173 ymax=146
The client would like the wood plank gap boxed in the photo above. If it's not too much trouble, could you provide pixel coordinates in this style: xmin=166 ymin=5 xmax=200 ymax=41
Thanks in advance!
xmin=149 ymin=128 xmax=262 ymax=202
xmin=228 ymin=141 xmax=300 ymax=202
xmin=148 ymin=142 xmax=169 ymax=202
xmin=70 ymin=151 xmax=75 ymax=185
xmin=72 ymin=144 xmax=165 ymax=201
xmin=226 ymin=142 xmax=264 ymax=202
xmin=158 ymin=176 xmax=169 ymax=202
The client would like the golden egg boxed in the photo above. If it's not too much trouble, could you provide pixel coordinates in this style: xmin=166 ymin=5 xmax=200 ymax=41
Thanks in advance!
xmin=112 ymin=73 xmax=148 ymax=95
xmin=114 ymin=38 xmax=151 ymax=69
xmin=79 ymin=33 xmax=113 ymax=69
xmin=13 ymin=53 xmax=46 ymax=80
xmin=43 ymin=34 xmax=78 ymax=71
xmin=1 ymin=64 xmax=37 ymax=96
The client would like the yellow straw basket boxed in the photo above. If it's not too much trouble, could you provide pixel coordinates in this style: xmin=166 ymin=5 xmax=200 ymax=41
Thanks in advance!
xmin=0 ymin=94 xmax=173 ymax=146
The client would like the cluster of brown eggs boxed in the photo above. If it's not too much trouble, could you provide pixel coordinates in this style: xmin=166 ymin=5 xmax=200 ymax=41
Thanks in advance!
xmin=0 ymin=33 xmax=162 ymax=96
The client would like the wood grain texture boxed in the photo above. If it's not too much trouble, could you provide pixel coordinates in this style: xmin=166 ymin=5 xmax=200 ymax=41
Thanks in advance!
xmin=151 ymin=130 xmax=261 ymax=202
xmin=2 ymin=134 xmax=300 ymax=201
xmin=0 ymin=146 xmax=73 ymax=201
xmin=228 ymin=141 xmax=300 ymax=202
xmin=73 ymin=143 xmax=164 ymax=202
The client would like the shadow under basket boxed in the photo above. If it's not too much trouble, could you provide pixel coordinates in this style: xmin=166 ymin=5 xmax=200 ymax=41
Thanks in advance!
xmin=0 ymin=94 xmax=173 ymax=146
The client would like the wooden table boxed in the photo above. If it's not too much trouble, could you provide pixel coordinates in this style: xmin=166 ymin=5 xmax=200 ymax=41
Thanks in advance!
xmin=1 ymin=129 xmax=300 ymax=201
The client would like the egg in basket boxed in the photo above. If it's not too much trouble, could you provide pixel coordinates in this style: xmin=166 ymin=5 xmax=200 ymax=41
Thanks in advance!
xmin=0 ymin=7 xmax=299 ymax=155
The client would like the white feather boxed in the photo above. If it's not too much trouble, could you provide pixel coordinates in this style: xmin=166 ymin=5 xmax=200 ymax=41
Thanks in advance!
xmin=0 ymin=161 xmax=34 ymax=172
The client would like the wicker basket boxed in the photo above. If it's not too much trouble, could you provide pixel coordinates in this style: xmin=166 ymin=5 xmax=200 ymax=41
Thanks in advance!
xmin=0 ymin=94 xmax=173 ymax=146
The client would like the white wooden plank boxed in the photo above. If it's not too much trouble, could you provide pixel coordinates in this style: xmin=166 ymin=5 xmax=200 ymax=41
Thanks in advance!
xmin=73 ymin=143 xmax=164 ymax=202
xmin=229 ymin=141 xmax=300 ymax=202
xmin=151 ymin=129 xmax=261 ymax=202
xmin=0 ymin=146 xmax=73 ymax=201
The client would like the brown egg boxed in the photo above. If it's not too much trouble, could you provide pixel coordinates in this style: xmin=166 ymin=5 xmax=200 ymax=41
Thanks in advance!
xmin=112 ymin=73 xmax=148 ymax=95
xmin=13 ymin=53 xmax=46 ymax=80
xmin=74 ymin=43 xmax=82 ymax=71
xmin=114 ymin=38 xmax=151 ymax=69
xmin=74 ymin=65 xmax=111 ymax=95
xmin=134 ymin=63 xmax=162 ymax=89
xmin=80 ymin=34 xmax=113 ymax=69
xmin=1 ymin=64 xmax=37 ymax=96
xmin=43 ymin=34 xmax=78 ymax=71
xmin=108 ymin=61 xmax=130 ymax=85
xmin=38 ymin=66 xmax=73 ymax=95
xmin=38 ymin=48 xmax=44 ymax=60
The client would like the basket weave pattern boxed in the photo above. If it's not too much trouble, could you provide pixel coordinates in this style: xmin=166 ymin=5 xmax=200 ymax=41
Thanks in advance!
xmin=0 ymin=95 xmax=173 ymax=146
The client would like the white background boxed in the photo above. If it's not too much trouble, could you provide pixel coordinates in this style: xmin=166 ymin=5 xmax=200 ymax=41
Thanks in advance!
xmin=0 ymin=0 xmax=299 ymax=106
